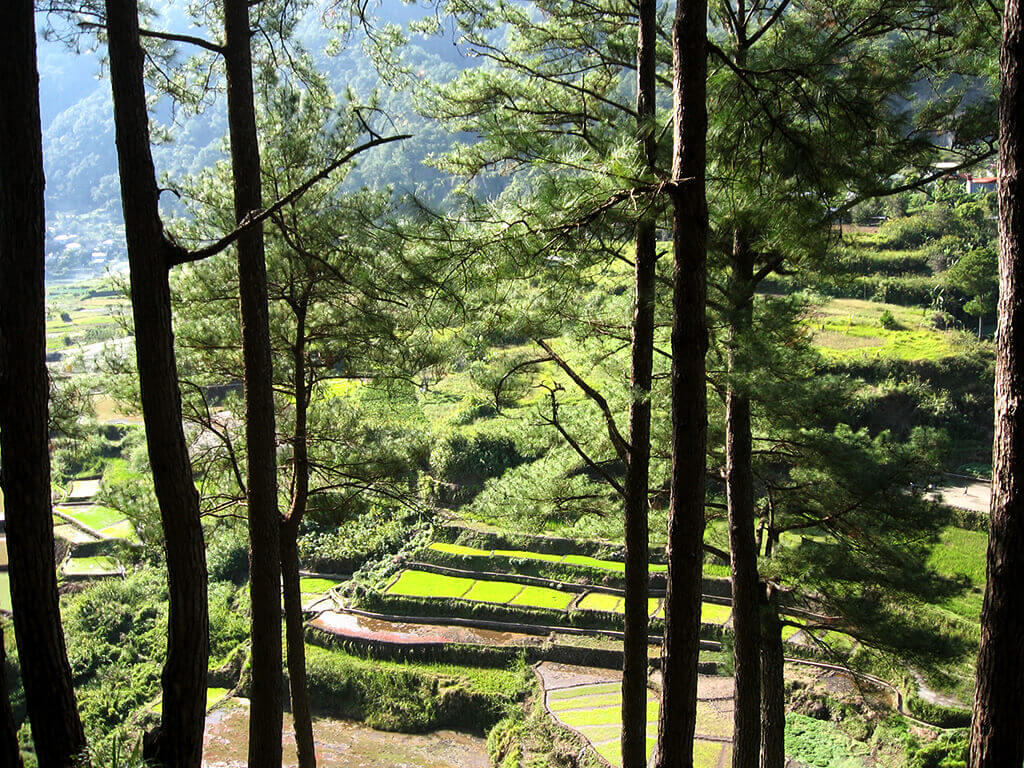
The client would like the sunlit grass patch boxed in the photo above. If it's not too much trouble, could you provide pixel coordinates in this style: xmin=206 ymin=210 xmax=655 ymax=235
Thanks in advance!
xmin=59 ymin=505 xmax=125 ymax=531
xmin=701 ymin=602 xmax=732 ymax=625
xmin=428 ymin=541 xmax=489 ymax=557
xmin=493 ymin=549 xmax=563 ymax=563
xmin=808 ymin=298 xmax=959 ymax=362
xmin=98 ymin=519 xmax=137 ymax=542
xmin=385 ymin=570 xmax=473 ymax=599
xmin=578 ymin=592 xmax=623 ymax=613
xmin=62 ymin=556 xmax=120 ymax=576
xmin=461 ymin=580 xmax=524 ymax=604
xmin=509 ymin=585 xmax=574 ymax=610
xmin=548 ymin=682 xmax=620 ymax=701
xmin=299 ymin=577 xmax=343 ymax=594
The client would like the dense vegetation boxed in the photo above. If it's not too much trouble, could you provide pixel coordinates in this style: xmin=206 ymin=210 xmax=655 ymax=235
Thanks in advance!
xmin=2 ymin=0 xmax=1022 ymax=767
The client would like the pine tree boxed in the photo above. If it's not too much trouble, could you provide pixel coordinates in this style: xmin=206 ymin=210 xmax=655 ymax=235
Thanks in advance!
xmin=0 ymin=2 xmax=87 ymax=765
xmin=968 ymin=0 xmax=1024 ymax=757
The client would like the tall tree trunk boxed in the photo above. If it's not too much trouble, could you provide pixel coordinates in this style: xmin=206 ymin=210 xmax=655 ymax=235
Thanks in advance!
xmin=281 ymin=526 xmax=315 ymax=768
xmin=104 ymin=1 xmax=210 ymax=764
xmin=283 ymin=300 xmax=316 ymax=768
xmin=1 ymin=624 xmax=24 ymax=768
xmin=656 ymin=0 xmax=708 ymax=762
xmin=621 ymin=2 xmax=657 ymax=766
xmin=0 ymin=4 xmax=87 ymax=766
xmin=759 ymin=588 xmax=785 ymax=768
xmin=968 ymin=0 xmax=1024 ymax=760
xmin=726 ymin=231 xmax=761 ymax=767
xmin=223 ymin=2 xmax=284 ymax=764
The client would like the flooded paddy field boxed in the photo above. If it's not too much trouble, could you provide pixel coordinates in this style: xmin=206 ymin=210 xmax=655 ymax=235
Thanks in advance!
xmin=203 ymin=698 xmax=490 ymax=768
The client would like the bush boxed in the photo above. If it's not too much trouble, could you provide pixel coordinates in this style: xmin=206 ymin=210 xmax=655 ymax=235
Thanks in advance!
xmin=304 ymin=645 xmax=525 ymax=733
xmin=879 ymin=310 xmax=900 ymax=330
xmin=429 ymin=432 xmax=524 ymax=506
xmin=206 ymin=523 xmax=249 ymax=584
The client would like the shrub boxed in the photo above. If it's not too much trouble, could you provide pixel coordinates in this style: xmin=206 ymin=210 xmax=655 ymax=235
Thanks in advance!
xmin=206 ymin=523 xmax=249 ymax=584
xmin=429 ymin=432 xmax=524 ymax=506
xmin=879 ymin=310 xmax=900 ymax=330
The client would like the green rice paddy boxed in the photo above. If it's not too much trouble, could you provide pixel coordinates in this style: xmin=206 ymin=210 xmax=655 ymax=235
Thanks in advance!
xmin=299 ymin=577 xmax=344 ymax=595
xmin=461 ymin=580 xmax=524 ymax=603
xmin=57 ymin=504 xmax=124 ymax=531
xmin=701 ymin=602 xmax=732 ymax=625
xmin=62 ymin=556 xmax=121 ymax=576
xmin=427 ymin=541 xmax=668 ymax=573
xmin=386 ymin=569 xmax=578 ymax=611
xmin=509 ymin=585 xmax=575 ymax=610
xmin=546 ymin=682 xmax=730 ymax=768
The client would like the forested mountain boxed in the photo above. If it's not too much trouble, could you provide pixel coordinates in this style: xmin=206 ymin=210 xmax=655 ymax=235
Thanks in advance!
xmin=37 ymin=1 xmax=464 ymax=280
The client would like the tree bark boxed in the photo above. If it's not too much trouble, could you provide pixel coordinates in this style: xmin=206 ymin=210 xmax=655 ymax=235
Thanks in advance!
xmin=968 ymin=0 xmax=1024 ymax=760
xmin=283 ymin=299 xmax=316 ymax=768
xmin=223 ymin=2 xmax=284 ymax=764
xmin=621 ymin=2 xmax=657 ymax=766
xmin=0 ymin=4 xmax=87 ymax=766
xmin=656 ymin=0 xmax=708 ymax=762
xmin=0 ymin=624 xmax=24 ymax=768
xmin=104 ymin=1 xmax=210 ymax=765
xmin=281 ymin=526 xmax=315 ymax=768
xmin=760 ymin=589 xmax=786 ymax=768
xmin=726 ymin=232 xmax=761 ymax=768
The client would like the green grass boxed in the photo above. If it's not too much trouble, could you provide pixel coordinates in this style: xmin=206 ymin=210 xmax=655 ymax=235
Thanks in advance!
xmin=493 ymin=549 xmax=563 ymax=563
xmin=809 ymin=298 xmax=959 ymax=362
xmin=385 ymin=570 xmax=474 ymax=599
xmin=461 ymin=580 xmax=524 ymax=603
xmin=99 ymin=519 xmax=137 ymax=542
xmin=577 ymin=592 xmax=623 ymax=612
xmin=316 ymin=378 xmax=364 ymax=399
xmin=701 ymin=601 xmax=732 ymax=624
xmin=926 ymin=526 xmax=988 ymax=621
xmin=574 ymin=724 xmax=621 ymax=742
xmin=693 ymin=740 xmax=726 ymax=768
xmin=429 ymin=542 xmax=488 ymax=557
xmin=59 ymin=505 xmax=124 ymax=530
xmin=0 ymin=572 xmax=10 ymax=612
xmin=558 ymin=704 xmax=620 ymax=728
xmin=154 ymin=686 xmax=232 ymax=714
xmin=782 ymin=623 xmax=803 ymax=641
xmin=548 ymin=682 xmax=620 ymax=701
xmin=545 ymin=682 xmax=728 ymax=768
xmin=549 ymin=692 xmax=621 ymax=711
xmin=299 ymin=577 xmax=343 ymax=594
xmin=62 ymin=556 xmax=120 ymax=576
xmin=508 ymin=585 xmax=574 ymax=610
xmin=67 ymin=478 xmax=101 ymax=499
xmin=785 ymin=713 xmax=868 ymax=767
xmin=928 ymin=526 xmax=988 ymax=588
xmin=562 ymin=554 xmax=625 ymax=572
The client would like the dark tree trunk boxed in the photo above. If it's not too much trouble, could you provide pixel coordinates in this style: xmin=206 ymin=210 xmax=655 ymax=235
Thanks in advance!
xmin=0 ymin=4 xmax=87 ymax=766
xmin=1 ymin=624 xmax=24 ymax=768
xmin=104 ymin=1 xmax=210 ymax=765
xmin=281 ymin=526 xmax=315 ymax=768
xmin=223 ymin=2 xmax=284 ymax=764
xmin=656 ymin=0 xmax=708 ymax=762
xmin=969 ymin=0 xmax=1024 ymax=761
xmin=283 ymin=300 xmax=316 ymax=768
xmin=726 ymin=232 xmax=761 ymax=767
xmin=760 ymin=589 xmax=785 ymax=768
xmin=621 ymin=2 xmax=657 ymax=766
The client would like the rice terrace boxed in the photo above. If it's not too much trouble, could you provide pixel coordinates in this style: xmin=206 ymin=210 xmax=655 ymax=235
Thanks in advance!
xmin=2 ymin=0 xmax=1024 ymax=767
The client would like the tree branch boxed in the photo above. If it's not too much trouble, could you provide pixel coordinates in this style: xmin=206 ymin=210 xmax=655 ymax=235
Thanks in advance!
xmin=166 ymin=132 xmax=411 ymax=267
xmin=534 ymin=337 xmax=630 ymax=463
